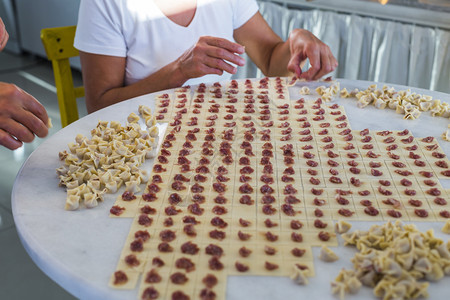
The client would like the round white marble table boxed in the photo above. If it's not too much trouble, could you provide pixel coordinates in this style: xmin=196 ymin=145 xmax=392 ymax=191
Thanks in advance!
xmin=12 ymin=79 xmax=450 ymax=300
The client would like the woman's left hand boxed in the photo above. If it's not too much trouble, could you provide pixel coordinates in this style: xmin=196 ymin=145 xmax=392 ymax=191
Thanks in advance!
xmin=287 ymin=28 xmax=338 ymax=80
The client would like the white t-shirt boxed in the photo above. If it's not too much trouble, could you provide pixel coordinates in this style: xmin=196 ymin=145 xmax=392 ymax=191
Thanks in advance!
xmin=74 ymin=0 xmax=259 ymax=86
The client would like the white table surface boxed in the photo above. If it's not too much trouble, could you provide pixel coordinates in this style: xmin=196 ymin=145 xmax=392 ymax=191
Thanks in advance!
xmin=12 ymin=79 xmax=450 ymax=300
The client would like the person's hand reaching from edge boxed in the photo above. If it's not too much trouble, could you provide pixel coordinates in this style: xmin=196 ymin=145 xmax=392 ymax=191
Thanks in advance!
xmin=287 ymin=29 xmax=338 ymax=80
xmin=0 ymin=18 xmax=9 ymax=51
xmin=0 ymin=83 xmax=49 ymax=150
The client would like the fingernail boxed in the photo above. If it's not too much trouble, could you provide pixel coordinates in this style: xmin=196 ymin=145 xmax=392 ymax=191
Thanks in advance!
xmin=239 ymin=57 xmax=245 ymax=66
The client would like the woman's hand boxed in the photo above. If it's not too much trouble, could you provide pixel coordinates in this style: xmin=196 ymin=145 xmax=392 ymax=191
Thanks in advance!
xmin=0 ymin=83 xmax=49 ymax=150
xmin=287 ymin=29 xmax=338 ymax=80
xmin=175 ymin=36 xmax=246 ymax=82
xmin=80 ymin=36 xmax=247 ymax=112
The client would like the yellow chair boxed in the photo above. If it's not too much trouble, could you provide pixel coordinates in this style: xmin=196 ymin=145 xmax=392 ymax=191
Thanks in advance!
xmin=40 ymin=26 xmax=85 ymax=127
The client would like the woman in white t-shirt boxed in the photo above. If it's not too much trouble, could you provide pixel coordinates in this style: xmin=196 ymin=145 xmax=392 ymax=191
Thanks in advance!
xmin=75 ymin=0 xmax=337 ymax=112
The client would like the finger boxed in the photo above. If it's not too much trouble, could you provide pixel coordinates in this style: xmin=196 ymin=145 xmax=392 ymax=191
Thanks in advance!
xmin=299 ymin=49 xmax=321 ymax=81
xmin=20 ymin=91 xmax=49 ymax=137
xmin=205 ymin=36 xmax=245 ymax=55
xmin=0 ymin=110 xmax=36 ymax=143
xmin=311 ymin=50 xmax=332 ymax=80
xmin=204 ymin=56 xmax=237 ymax=75
xmin=206 ymin=46 xmax=245 ymax=67
xmin=313 ymin=51 xmax=338 ymax=80
xmin=326 ymin=53 xmax=339 ymax=78
xmin=287 ymin=55 xmax=303 ymax=78
xmin=18 ymin=109 xmax=49 ymax=139
xmin=0 ymin=129 xmax=23 ymax=150
xmin=202 ymin=65 xmax=224 ymax=76
xmin=10 ymin=100 xmax=49 ymax=140
xmin=330 ymin=53 xmax=339 ymax=70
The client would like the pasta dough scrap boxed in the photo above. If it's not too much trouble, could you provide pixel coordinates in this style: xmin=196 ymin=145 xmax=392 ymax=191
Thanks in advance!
xmin=47 ymin=117 xmax=53 ymax=128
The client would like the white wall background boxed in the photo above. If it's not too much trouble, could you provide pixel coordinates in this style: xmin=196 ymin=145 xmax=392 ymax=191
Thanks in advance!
xmin=14 ymin=0 xmax=81 ymax=68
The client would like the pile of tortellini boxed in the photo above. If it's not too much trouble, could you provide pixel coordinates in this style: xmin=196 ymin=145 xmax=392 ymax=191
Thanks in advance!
xmin=340 ymin=84 xmax=449 ymax=120
xmin=332 ymin=221 xmax=450 ymax=300
xmin=298 ymin=82 xmax=341 ymax=103
xmin=56 ymin=105 xmax=159 ymax=210
xmin=303 ymin=80 xmax=450 ymax=141
xmin=292 ymin=76 xmax=449 ymax=126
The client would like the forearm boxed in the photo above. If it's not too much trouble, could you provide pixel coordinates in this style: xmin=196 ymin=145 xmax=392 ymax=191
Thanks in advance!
xmin=234 ymin=12 xmax=293 ymax=77
xmin=264 ymin=40 xmax=291 ymax=77
xmin=86 ymin=61 xmax=186 ymax=113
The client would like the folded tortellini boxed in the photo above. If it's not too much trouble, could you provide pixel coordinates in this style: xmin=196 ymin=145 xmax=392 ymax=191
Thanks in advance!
xmin=319 ymin=246 xmax=339 ymax=262
xmin=442 ymin=125 xmax=450 ymax=142
xmin=442 ymin=220 xmax=450 ymax=234
xmin=335 ymin=220 xmax=352 ymax=234
xmin=291 ymin=264 xmax=312 ymax=285
xmin=299 ymin=86 xmax=311 ymax=95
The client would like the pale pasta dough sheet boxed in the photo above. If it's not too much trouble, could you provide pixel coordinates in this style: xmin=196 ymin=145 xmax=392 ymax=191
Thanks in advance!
xmin=108 ymin=78 xmax=449 ymax=299
xmin=11 ymin=78 xmax=449 ymax=300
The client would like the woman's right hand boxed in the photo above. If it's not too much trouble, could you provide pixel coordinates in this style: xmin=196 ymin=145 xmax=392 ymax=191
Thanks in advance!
xmin=175 ymin=36 xmax=246 ymax=81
